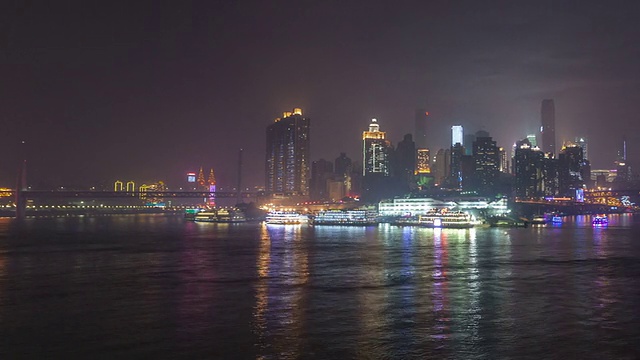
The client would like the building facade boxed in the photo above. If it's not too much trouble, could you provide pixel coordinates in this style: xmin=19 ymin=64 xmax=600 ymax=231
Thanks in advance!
xmin=265 ymin=108 xmax=311 ymax=196
xmin=541 ymin=99 xmax=556 ymax=156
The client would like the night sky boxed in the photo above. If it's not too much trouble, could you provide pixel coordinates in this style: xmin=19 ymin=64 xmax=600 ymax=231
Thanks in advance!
xmin=3 ymin=0 xmax=640 ymax=189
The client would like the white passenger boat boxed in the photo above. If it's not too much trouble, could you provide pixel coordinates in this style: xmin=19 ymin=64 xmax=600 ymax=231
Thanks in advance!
xmin=265 ymin=211 xmax=307 ymax=225
xmin=310 ymin=209 xmax=378 ymax=226
xmin=417 ymin=209 xmax=474 ymax=228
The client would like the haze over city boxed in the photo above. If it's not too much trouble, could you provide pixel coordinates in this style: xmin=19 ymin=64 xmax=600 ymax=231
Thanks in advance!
xmin=2 ymin=0 xmax=640 ymax=188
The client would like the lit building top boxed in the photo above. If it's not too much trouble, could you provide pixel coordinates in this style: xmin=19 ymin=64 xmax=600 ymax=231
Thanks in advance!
xmin=416 ymin=148 xmax=431 ymax=174
xmin=363 ymin=119 xmax=385 ymax=140
xmin=452 ymin=125 xmax=463 ymax=146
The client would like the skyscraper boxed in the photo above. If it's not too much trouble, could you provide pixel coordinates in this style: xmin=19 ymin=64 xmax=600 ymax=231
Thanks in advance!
xmin=514 ymin=139 xmax=545 ymax=198
xmin=451 ymin=125 xmax=464 ymax=146
xmin=265 ymin=108 xmax=311 ymax=196
xmin=558 ymin=143 xmax=584 ymax=197
xmin=310 ymin=159 xmax=333 ymax=200
xmin=473 ymin=135 xmax=500 ymax=194
xmin=541 ymin=99 xmax=556 ymax=155
xmin=574 ymin=137 xmax=588 ymax=160
xmin=362 ymin=118 xmax=391 ymax=200
xmin=414 ymin=109 xmax=428 ymax=149
xmin=362 ymin=119 xmax=390 ymax=177
xmin=416 ymin=148 xmax=431 ymax=174
xmin=527 ymin=134 xmax=538 ymax=148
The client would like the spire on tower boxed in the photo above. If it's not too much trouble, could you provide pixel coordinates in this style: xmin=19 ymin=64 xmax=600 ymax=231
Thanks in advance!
xmin=197 ymin=166 xmax=205 ymax=187
xmin=208 ymin=168 xmax=216 ymax=185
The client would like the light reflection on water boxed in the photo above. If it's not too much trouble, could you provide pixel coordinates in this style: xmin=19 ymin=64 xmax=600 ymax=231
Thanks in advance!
xmin=0 ymin=215 xmax=639 ymax=358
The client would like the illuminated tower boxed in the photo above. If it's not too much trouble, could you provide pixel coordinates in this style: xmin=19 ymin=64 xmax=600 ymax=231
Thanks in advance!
xmin=207 ymin=168 xmax=216 ymax=206
xmin=197 ymin=166 xmax=206 ymax=189
xmin=362 ymin=119 xmax=392 ymax=200
xmin=451 ymin=125 xmax=464 ymax=146
xmin=265 ymin=108 xmax=311 ymax=196
xmin=416 ymin=148 xmax=431 ymax=174
xmin=574 ymin=137 xmax=588 ymax=160
xmin=541 ymin=99 xmax=556 ymax=155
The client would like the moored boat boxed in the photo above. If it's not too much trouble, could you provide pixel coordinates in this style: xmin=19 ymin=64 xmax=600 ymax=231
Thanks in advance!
xmin=310 ymin=209 xmax=378 ymax=226
xmin=193 ymin=208 xmax=246 ymax=223
xmin=265 ymin=211 xmax=307 ymax=225
xmin=417 ymin=209 xmax=475 ymax=228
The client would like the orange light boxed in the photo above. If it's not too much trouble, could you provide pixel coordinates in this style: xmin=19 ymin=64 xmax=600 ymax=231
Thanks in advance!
xmin=425 ymin=112 xmax=429 ymax=116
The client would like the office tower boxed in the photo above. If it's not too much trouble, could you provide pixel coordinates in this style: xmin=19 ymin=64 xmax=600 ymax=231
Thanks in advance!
xmin=514 ymin=139 xmax=545 ymax=198
xmin=473 ymin=135 xmax=500 ymax=194
xmin=334 ymin=153 xmax=352 ymax=177
xmin=541 ymin=153 xmax=558 ymax=197
xmin=464 ymin=134 xmax=476 ymax=155
xmin=265 ymin=108 xmax=311 ymax=196
xmin=499 ymin=147 xmax=509 ymax=173
xmin=416 ymin=148 xmax=431 ymax=174
xmin=573 ymin=137 xmax=588 ymax=160
xmin=527 ymin=134 xmax=538 ymax=148
xmin=414 ymin=109 xmax=428 ymax=149
xmin=434 ymin=148 xmax=451 ymax=186
xmin=614 ymin=136 xmax=631 ymax=184
xmin=450 ymin=143 xmax=465 ymax=189
xmin=363 ymin=119 xmax=390 ymax=176
xmin=395 ymin=134 xmax=416 ymax=177
xmin=310 ymin=159 xmax=334 ymax=200
xmin=558 ymin=143 xmax=584 ymax=197
xmin=451 ymin=125 xmax=464 ymax=146
xmin=541 ymin=99 xmax=556 ymax=155
xmin=362 ymin=119 xmax=392 ymax=199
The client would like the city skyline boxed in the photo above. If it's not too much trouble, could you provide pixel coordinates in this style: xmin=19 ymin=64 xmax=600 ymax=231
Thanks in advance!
xmin=2 ymin=1 xmax=640 ymax=188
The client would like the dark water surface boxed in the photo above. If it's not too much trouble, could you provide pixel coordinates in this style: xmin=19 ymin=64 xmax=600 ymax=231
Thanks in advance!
xmin=1 ymin=214 xmax=640 ymax=359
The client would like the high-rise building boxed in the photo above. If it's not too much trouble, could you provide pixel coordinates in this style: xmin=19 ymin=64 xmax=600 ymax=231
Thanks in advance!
xmin=614 ymin=136 xmax=631 ymax=185
xmin=414 ymin=109 xmax=428 ymax=149
xmin=334 ymin=153 xmax=352 ymax=177
xmin=363 ymin=119 xmax=390 ymax=177
xmin=310 ymin=159 xmax=334 ymax=201
xmin=434 ymin=148 xmax=451 ymax=186
xmin=473 ymin=135 xmax=500 ymax=194
xmin=558 ymin=143 xmax=584 ymax=197
xmin=527 ymin=134 xmax=538 ymax=148
xmin=499 ymin=147 xmax=509 ymax=173
xmin=574 ymin=137 xmax=588 ymax=160
xmin=464 ymin=134 xmax=476 ymax=155
xmin=395 ymin=134 xmax=416 ymax=177
xmin=451 ymin=125 xmax=464 ymax=146
xmin=362 ymin=119 xmax=391 ymax=199
xmin=416 ymin=148 xmax=431 ymax=174
xmin=450 ymin=143 xmax=465 ymax=189
xmin=265 ymin=108 xmax=311 ymax=196
xmin=514 ymin=139 xmax=545 ymax=198
xmin=541 ymin=99 xmax=556 ymax=155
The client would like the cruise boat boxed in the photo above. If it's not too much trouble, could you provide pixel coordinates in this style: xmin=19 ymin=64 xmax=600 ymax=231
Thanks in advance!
xmin=193 ymin=208 xmax=246 ymax=223
xmin=310 ymin=209 xmax=378 ymax=226
xmin=265 ymin=211 xmax=307 ymax=225
xmin=592 ymin=215 xmax=608 ymax=226
xmin=416 ymin=209 xmax=474 ymax=228
xmin=530 ymin=215 xmax=547 ymax=225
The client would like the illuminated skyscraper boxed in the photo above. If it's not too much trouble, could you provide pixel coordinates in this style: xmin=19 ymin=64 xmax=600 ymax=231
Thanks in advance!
xmin=265 ymin=108 xmax=311 ymax=196
xmin=574 ymin=137 xmax=588 ymax=160
xmin=416 ymin=148 xmax=431 ymax=174
xmin=451 ymin=125 xmax=464 ymax=146
xmin=499 ymin=147 xmax=509 ymax=173
xmin=414 ymin=109 xmax=428 ymax=149
xmin=434 ymin=148 xmax=450 ymax=186
xmin=362 ymin=118 xmax=391 ymax=199
xmin=473 ymin=135 xmax=500 ymax=193
xmin=527 ymin=134 xmax=538 ymax=148
xmin=541 ymin=99 xmax=556 ymax=155
xmin=558 ymin=143 xmax=584 ymax=197
xmin=363 ymin=119 xmax=390 ymax=176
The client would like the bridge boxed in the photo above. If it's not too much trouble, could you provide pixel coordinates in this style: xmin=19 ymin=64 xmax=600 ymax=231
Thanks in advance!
xmin=19 ymin=190 xmax=260 ymax=199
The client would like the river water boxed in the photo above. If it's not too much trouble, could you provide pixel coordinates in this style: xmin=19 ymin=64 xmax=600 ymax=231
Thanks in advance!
xmin=1 ymin=214 xmax=639 ymax=359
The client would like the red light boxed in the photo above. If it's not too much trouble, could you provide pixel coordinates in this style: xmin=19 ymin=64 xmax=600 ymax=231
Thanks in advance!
xmin=425 ymin=112 xmax=429 ymax=116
